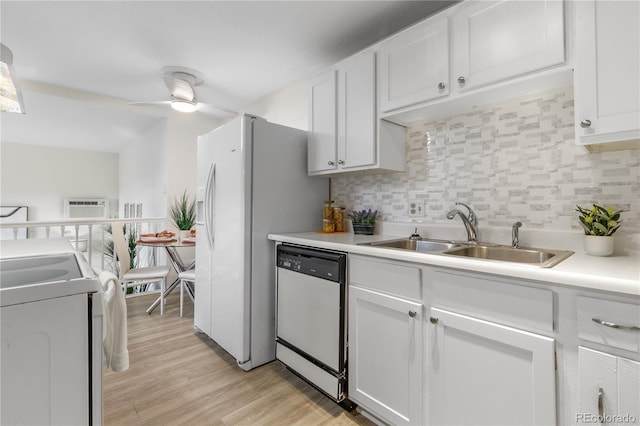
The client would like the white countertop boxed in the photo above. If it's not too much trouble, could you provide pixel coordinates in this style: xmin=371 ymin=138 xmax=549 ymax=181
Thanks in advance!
xmin=268 ymin=231 xmax=640 ymax=297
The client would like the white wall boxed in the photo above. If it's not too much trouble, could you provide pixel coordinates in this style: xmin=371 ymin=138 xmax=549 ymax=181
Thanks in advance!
xmin=243 ymin=79 xmax=308 ymax=130
xmin=0 ymin=142 xmax=119 ymax=220
xmin=164 ymin=114 xmax=221 ymax=217
xmin=119 ymin=120 xmax=168 ymax=218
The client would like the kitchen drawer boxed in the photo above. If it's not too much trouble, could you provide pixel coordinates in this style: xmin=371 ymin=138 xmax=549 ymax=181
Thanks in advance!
xmin=431 ymin=270 xmax=554 ymax=333
xmin=577 ymin=295 xmax=640 ymax=353
xmin=349 ymin=255 xmax=421 ymax=302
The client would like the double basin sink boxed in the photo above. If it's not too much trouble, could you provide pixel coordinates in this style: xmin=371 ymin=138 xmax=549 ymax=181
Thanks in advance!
xmin=359 ymin=238 xmax=574 ymax=268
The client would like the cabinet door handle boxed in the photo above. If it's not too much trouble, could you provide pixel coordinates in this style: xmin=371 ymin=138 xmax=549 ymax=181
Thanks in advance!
xmin=457 ymin=76 xmax=466 ymax=85
xmin=408 ymin=310 xmax=417 ymax=318
xmin=327 ymin=161 xmax=335 ymax=166
xmin=598 ymin=387 xmax=604 ymax=418
xmin=429 ymin=316 xmax=439 ymax=324
xmin=592 ymin=318 xmax=640 ymax=331
xmin=438 ymin=82 xmax=446 ymax=90
xmin=338 ymin=160 xmax=345 ymax=165
xmin=580 ymin=119 xmax=592 ymax=128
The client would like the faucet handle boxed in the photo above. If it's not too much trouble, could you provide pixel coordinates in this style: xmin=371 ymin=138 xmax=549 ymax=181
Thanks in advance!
xmin=455 ymin=202 xmax=477 ymax=226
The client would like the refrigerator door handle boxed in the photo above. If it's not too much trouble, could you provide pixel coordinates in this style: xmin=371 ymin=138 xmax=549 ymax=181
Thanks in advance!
xmin=204 ymin=162 xmax=216 ymax=249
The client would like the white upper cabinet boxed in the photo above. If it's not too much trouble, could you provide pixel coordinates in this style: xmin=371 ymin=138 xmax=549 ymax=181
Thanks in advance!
xmin=308 ymin=50 xmax=405 ymax=176
xmin=452 ymin=0 xmax=565 ymax=92
xmin=377 ymin=0 xmax=567 ymax=122
xmin=378 ymin=16 xmax=449 ymax=113
xmin=337 ymin=51 xmax=376 ymax=171
xmin=308 ymin=70 xmax=338 ymax=174
xmin=574 ymin=0 xmax=640 ymax=149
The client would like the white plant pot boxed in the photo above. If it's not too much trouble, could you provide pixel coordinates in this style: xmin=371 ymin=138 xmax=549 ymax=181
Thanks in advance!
xmin=583 ymin=235 xmax=615 ymax=256
xmin=179 ymin=230 xmax=190 ymax=242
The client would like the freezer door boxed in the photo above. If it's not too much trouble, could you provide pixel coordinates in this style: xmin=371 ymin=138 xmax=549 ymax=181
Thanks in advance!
xmin=208 ymin=115 xmax=252 ymax=364
xmin=194 ymin=134 xmax=217 ymax=336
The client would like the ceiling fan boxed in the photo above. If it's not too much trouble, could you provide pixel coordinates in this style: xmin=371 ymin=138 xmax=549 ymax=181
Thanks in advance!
xmin=130 ymin=66 xmax=237 ymax=118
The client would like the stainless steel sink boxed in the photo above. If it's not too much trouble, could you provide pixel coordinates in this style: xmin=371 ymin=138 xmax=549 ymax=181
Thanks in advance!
xmin=443 ymin=245 xmax=574 ymax=268
xmin=361 ymin=238 xmax=462 ymax=252
xmin=360 ymin=238 xmax=573 ymax=268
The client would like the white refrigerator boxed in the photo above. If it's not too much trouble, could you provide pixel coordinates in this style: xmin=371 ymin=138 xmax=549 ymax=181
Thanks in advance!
xmin=195 ymin=114 xmax=328 ymax=371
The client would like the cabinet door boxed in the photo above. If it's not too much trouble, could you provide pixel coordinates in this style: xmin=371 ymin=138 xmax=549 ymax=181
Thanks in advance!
xmin=452 ymin=0 xmax=564 ymax=92
xmin=429 ymin=307 xmax=556 ymax=426
xmin=338 ymin=51 xmax=376 ymax=170
xmin=378 ymin=16 xmax=449 ymax=112
xmin=308 ymin=69 xmax=338 ymax=174
xmin=349 ymin=285 xmax=423 ymax=426
xmin=579 ymin=346 xmax=640 ymax=425
xmin=574 ymin=0 xmax=640 ymax=145
xmin=1 ymin=294 xmax=90 ymax=426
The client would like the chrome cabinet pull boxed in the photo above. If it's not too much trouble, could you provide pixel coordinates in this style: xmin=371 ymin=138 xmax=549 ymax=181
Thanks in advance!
xmin=408 ymin=310 xmax=417 ymax=318
xmin=457 ymin=76 xmax=466 ymax=85
xmin=592 ymin=318 xmax=640 ymax=331
xmin=580 ymin=119 xmax=592 ymax=128
xmin=338 ymin=160 xmax=345 ymax=165
xmin=598 ymin=387 xmax=604 ymax=418
xmin=429 ymin=317 xmax=439 ymax=325
xmin=327 ymin=161 xmax=335 ymax=166
xmin=438 ymin=82 xmax=446 ymax=90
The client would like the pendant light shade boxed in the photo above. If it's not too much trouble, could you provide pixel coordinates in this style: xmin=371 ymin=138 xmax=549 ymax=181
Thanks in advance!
xmin=1 ymin=43 xmax=25 ymax=114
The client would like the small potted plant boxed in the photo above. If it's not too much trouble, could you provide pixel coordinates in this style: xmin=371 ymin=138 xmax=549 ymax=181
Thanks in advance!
xmin=349 ymin=208 xmax=378 ymax=235
xmin=575 ymin=204 xmax=625 ymax=256
xmin=170 ymin=190 xmax=196 ymax=241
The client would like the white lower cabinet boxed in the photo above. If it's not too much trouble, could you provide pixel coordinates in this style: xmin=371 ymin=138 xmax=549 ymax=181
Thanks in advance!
xmin=578 ymin=347 xmax=640 ymax=425
xmin=349 ymin=285 xmax=423 ymax=425
xmin=428 ymin=307 xmax=556 ymax=426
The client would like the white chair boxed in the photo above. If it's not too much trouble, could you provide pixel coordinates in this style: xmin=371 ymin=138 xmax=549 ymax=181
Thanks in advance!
xmin=178 ymin=269 xmax=195 ymax=318
xmin=111 ymin=223 xmax=171 ymax=315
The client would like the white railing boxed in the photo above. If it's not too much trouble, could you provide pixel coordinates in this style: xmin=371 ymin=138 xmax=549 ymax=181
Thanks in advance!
xmin=0 ymin=217 xmax=168 ymax=273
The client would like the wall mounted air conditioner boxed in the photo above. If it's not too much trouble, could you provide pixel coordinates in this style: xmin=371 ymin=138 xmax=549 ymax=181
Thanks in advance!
xmin=64 ymin=199 xmax=109 ymax=219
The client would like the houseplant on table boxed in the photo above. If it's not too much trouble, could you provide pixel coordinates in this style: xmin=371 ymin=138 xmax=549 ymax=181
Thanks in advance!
xmin=170 ymin=190 xmax=196 ymax=241
xmin=349 ymin=209 xmax=378 ymax=235
xmin=575 ymin=204 xmax=625 ymax=256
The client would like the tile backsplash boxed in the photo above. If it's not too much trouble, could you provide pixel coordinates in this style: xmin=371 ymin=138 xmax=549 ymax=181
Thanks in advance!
xmin=331 ymin=87 xmax=640 ymax=235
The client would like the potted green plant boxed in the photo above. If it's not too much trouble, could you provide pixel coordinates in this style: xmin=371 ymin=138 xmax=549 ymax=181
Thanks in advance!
xmin=575 ymin=204 xmax=625 ymax=256
xmin=349 ymin=208 xmax=378 ymax=235
xmin=170 ymin=190 xmax=196 ymax=241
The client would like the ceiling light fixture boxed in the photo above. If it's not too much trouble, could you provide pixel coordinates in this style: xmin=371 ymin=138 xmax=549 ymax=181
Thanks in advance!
xmin=1 ymin=43 xmax=25 ymax=114
xmin=170 ymin=98 xmax=198 ymax=113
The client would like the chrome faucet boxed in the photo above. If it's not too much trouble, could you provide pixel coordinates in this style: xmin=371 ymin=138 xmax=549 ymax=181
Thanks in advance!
xmin=512 ymin=221 xmax=523 ymax=248
xmin=455 ymin=202 xmax=478 ymax=227
xmin=446 ymin=205 xmax=478 ymax=243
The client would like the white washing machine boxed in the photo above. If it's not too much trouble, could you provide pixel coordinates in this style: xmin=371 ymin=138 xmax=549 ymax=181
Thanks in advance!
xmin=1 ymin=238 xmax=103 ymax=426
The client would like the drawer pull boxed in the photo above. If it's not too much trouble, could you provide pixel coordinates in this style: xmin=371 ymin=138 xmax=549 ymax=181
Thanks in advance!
xmin=592 ymin=318 xmax=640 ymax=331
xmin=598 ymin=387 xmax=604 ymax=418
xmin=429 ymin=317 xmax=439 ymax=325
xmin=408 ymin=310 xmax=417 ymax=318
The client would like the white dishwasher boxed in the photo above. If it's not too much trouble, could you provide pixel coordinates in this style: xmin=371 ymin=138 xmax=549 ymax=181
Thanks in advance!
xmin=275 ymin=244 xmax=353 ymax=409
xmin=0 ymin=238 xmax=103 ymax=426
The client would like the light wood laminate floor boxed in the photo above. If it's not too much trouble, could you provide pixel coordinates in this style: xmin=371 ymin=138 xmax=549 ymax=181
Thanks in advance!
xmin=103 ymin=292 xmax=374 ymax=426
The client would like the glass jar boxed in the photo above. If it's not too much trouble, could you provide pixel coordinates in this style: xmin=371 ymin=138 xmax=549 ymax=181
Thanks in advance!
xmin=323 ymin=200 xmax=335 ymax=220
xmin=333 ymin=206 xmax=345 ymax=232
xmin=322 ymin=219 xmax=335 ymax=233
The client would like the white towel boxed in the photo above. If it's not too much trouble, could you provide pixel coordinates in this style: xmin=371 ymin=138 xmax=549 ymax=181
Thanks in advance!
xmin=99 ymin=271 xmax=129 ymax=372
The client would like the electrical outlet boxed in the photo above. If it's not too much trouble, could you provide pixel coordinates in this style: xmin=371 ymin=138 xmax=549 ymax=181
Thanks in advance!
xmin=407 ymin=199 xmax=425 ymax=218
